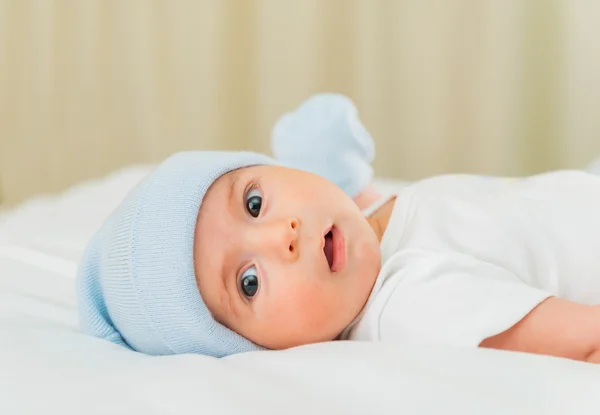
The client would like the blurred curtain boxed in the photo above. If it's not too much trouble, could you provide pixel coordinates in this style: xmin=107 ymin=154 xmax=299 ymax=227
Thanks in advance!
xmin=1 ymin=0 xmax=599 ymax=204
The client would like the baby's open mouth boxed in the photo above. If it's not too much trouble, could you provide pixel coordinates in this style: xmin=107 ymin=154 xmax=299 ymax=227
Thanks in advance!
xmin=324 ymin=229 xmax=334 ymax=270
xmin=322 ymin=225 xmax=346 ymax=272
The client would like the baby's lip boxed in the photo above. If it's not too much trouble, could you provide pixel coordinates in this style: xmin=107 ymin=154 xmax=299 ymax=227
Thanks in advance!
xmin=322 ymin=224 xmax=346 ymax=272
xmin=329 ymin=225 xmax=346 ymax=273
xmin=322 ymin=225 xmax=333 ymax=247
xmin=322 ymin=224 xmax=334 ymax=271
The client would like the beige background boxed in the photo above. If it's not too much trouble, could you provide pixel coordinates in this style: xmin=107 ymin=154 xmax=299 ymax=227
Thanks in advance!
xmin=1 ymin=0 xmax=599 ymax=205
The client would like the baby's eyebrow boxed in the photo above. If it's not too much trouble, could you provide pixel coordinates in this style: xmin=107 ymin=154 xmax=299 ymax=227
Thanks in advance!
xmin=228 ymin=172 xmax=239 ymax=210
xmin=220 ymin=171 xmax=242 ymax=322
xmin=218 ymin=277 xmax=239 ymax=323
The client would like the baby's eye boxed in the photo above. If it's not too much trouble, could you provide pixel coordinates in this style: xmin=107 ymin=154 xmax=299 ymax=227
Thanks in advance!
xmin=240 ymin=266 xmax=259 ymax=298
xmin=245 ymin=188 xmax=262 ymax=218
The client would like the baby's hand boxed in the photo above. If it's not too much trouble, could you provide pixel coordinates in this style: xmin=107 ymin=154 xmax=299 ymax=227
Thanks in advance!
xmin=353 ymin=186 xmax=381 ymax=211
xmin=271 ymin=93 xmax=376 ymax=200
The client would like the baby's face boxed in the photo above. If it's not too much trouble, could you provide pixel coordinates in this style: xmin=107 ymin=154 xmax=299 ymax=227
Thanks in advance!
xmin=194 ymin=165 xmax=381 ymax=349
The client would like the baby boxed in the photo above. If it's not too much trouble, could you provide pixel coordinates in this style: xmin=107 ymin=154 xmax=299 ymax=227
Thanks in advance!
xmin=78 ymin=129 xmax=600 ymax=364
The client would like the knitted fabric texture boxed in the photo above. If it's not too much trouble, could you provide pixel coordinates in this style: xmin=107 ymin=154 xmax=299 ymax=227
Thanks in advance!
xmin=77 ymin=151 xmax=276 ymax=357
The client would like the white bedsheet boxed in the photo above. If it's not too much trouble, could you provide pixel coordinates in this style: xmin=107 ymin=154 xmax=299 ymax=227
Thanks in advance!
xmin=1 ymin=167 xmax=600 ymax=414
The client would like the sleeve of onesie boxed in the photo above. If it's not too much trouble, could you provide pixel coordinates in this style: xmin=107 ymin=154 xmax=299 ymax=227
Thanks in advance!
xmin=369 ymin=251 xmax=553 ymax=348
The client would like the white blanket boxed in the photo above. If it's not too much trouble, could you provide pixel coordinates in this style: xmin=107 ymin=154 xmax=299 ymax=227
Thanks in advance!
xmin=1 ymin=167 xmax=600 ymax=414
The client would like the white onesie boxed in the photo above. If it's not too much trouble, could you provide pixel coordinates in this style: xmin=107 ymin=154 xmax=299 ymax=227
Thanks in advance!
xmin=342 ymin=170 xmax=600 ymax=348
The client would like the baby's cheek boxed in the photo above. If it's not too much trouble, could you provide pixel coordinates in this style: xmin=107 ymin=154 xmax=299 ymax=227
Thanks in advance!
xmin=280 ymin=282 xmax=342 ymax=329
xmin=268 ymin=281 xmax=318 ymax=316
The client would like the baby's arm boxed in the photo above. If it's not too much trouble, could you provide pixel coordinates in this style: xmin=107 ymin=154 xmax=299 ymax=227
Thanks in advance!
xmin=480 ymin=297 xmax=600 ymax=363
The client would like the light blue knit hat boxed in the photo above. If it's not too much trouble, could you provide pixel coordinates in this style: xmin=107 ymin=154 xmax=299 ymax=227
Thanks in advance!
xmin=77 ymin=151 xmax=276 ymax=357
xmin=271 ymin=93 xmax=375 ymax=198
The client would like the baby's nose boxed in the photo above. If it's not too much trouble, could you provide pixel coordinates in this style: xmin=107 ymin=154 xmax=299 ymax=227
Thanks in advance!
xmin=269 ymin=218 xmax=300 ymax=262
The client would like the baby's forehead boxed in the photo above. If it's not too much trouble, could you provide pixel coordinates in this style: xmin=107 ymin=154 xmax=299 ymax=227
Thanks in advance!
xmin=195 ymin=169 xmax=254 ymax=247
xmin=214 ymin=165 xmax=279 ymax=196
xmin=201 ymin=164 xmax=293 ymax=217
xmin=195 ymin=164 xmax=276 ymax=263
xmin=200 ymin=169 xmax=238 ymax=210
xmin=216 ymin=165 xmax=257 ymax=194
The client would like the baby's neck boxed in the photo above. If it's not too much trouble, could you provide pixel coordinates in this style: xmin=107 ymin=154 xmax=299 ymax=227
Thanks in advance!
xmin=366 ymin=197 xmax=396 ymax=242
